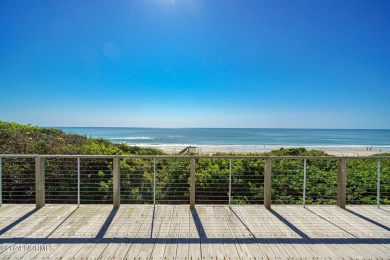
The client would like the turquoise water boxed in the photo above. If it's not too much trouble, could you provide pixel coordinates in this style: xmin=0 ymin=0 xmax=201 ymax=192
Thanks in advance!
xmin=58 ymin=128 xmax=390 ymax=150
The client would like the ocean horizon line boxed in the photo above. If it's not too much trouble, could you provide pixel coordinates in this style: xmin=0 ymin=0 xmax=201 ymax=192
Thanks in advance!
xmin=114 ymin=144 xmax=390 ymax=148
xmin=49 ymin=126 xmax=390 ymax=131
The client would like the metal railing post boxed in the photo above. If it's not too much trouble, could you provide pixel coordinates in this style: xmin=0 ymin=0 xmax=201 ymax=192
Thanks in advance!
xmin=303 ymin=159 xmax=307 ymax=207
xmin=35 ymin=157 xmax=45 ymax=209
xmin=77 ymin=158 xmax=80 ymax=206
xmin=154 ymin=158 xmax=156 ymax=206
xmin=113 ymin=157 xmax=121 ymax=209
xmin=229 ymin=159 xmax=232 ymax=207
xmin=190 ymin=158 xmax=196 ymax=209
xmin=0 ymin=157 xmax=2 ymax=207
xmin=377 ymin=159 xmax=381 ymax=208
xmin=264 ymin=158 xmax=272 ymax=210
xmin=337 ymin=159 xmax=347 ymax=209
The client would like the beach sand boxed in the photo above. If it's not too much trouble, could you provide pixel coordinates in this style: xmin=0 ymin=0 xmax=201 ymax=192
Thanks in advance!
xmin=157 ymin=145 xmax=386 ymax=156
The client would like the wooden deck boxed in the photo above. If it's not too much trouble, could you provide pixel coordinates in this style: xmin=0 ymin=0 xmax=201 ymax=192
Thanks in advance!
xmin=0 ymin=205 xmax=389 ymax=259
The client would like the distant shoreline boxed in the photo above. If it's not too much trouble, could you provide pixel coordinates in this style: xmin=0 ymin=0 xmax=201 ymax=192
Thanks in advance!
xmin=126 ymin=144 xmax=389 ymax=156
xmin=57 ymin=127 xmax=390 ymax=156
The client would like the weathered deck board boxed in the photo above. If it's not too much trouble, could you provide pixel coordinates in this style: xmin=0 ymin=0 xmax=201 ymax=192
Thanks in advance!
xmin=110 ymin=205 xmax=153 ymax=259
xmin=0 ymin=204 xmax=389 ymax=259
xmin=150 ymin=205 xmax=175 ymax=260
xmin=0 ymin=205 xmax=78 ymax=260
xmin=26 ymin=206 xmax=84 ymax=259
xmin=230 ymin=206 xmax=276 ymax=259
xmin=308 ymin=206 xmax=387 ymax=258
xmin=223 ymin=207 xmax=258 ymax=259
xmin=277 ymin=206 xmax=343 ymax=259
xmin=200 ymin=205 xmax=226 ymax=260
xmin=303 ymin=206 xmax=376 ymax=259
xmin=95 ymin=206 xmax=137 ymax=260
xmin=188 ymin=208 xmax=202 ymax=260
xmin=136 ymin=206 xmax=160 ymax=260
xmin=235 ymin=206 xmax=292 ymax=259
xmin=120 ymin=205 xmax=154 ymax=259
xmin=125 ymin=205 xmax=155 ymax=259
xmin=162 ymin=205 xmax=182 ymax=260
xmin=275 ymin=206 xmax=348 ymax=258
xmin=176 ymin=205 xmax=191 ymax=259
xmin=315 ymin=206 xmax=390 ymax=258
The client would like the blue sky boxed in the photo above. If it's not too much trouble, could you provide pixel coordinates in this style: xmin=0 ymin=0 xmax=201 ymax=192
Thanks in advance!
xmin=1 ymin=0 xmax=389 ymax=128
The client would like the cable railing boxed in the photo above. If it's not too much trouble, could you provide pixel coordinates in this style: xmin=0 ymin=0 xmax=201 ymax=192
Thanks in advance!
xmin=45 ymin=158 xmax=78 ymax=204
xmin=0 ymin=155 xmax=388 ymax=209
xmin=347 ymin=158 xmax=378 ymax=205
xmin=196 ymin=158 xmax=230 ymax=204
xmin=305 ymin=158 xmax=339 ymax=205
xmin=120 ymin=158 xmax=154 ymax=204
xmin=272 ymin=159 xmax=305 ymax=204
xmin=230 ymin=158 xmax=263 ymax=205
xmin=1 ymin=157 xmax=35 ymax=204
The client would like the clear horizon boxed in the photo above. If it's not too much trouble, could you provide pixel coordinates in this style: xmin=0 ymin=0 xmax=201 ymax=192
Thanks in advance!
xmin=51 ymin=126 xmax=389 ymax=130
xmin=1 ymin=0 xmax=390 ymax=129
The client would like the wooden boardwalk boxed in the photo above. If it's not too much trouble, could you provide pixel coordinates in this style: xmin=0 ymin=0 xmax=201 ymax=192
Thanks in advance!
xmin=0 ymin=205 xmax=389 ymax=259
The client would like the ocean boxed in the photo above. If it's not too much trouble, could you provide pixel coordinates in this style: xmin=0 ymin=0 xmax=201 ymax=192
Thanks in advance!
xmin=58 ymin=127 xmax=390 ymax=152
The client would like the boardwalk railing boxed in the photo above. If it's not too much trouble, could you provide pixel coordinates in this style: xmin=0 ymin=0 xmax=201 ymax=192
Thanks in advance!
xmin=0 ymin=155 xmax=388 ymax=209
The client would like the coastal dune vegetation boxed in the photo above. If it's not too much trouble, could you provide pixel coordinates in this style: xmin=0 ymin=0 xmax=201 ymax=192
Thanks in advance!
xmin=0 ymin=121 xmax=389 ymax=205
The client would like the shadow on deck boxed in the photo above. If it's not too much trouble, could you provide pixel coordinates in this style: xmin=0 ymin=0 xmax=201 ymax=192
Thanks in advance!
xmin=0 ymin=205 xmax=389 ymax=258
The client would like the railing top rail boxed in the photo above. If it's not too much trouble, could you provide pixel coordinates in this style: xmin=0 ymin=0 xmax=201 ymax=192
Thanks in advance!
xmin=0 ymin=154 xmax=388 ymax=160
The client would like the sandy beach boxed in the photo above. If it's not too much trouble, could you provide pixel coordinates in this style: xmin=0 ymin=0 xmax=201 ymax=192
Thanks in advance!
xmin=151 ymin=145 xmax=388 ymax=156
xmin=60 ymin=127 xmax=390 ymax=157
